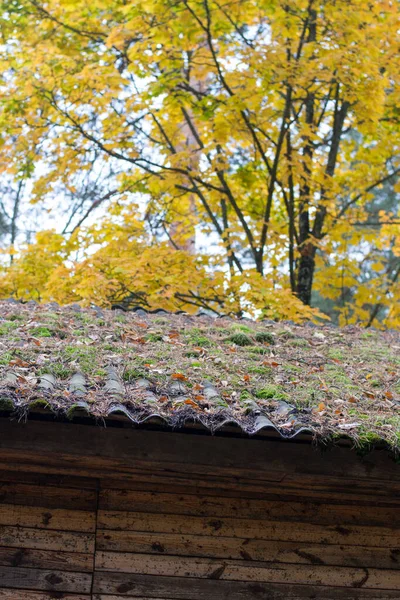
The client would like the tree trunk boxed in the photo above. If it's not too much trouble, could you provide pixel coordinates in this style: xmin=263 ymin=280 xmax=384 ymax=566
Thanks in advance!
xmin=294 ymin=7 xmax=317 ymax=306
xmin=296 ymin=242 xmax=316 ymax=306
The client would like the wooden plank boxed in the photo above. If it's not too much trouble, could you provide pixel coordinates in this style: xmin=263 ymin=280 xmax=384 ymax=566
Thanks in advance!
xmin=0 ymin=592 xmax=90 ymax=600
xmin=0 ymin=504 xmax=95 ymax=533
xmin=0 ymin=482 xmax=96 ymax=511
xmin=100 ymin=472 xmax=400 ymax=506
xmin=92 ymin=573 xmax=400 ymax=598
xmin=97 ymin=512 xmax=400 ymax=547
xmin=1 ymin=450 xmax=398 ymax=510
xmin=1 ymin=420 xmax=399 ymax=484
xmin=6 ymin=456 xmax=398 ymax=509
xmin=0 ymin=469 xmax=97 ymax=490
xmin=0 ymin=526 xmax=94 ymax=553
xmin=0 ymin=566 xmax=92 ymax=593
xmin=94 ymin=552 xmax=400 ymax=590
xmin=98 ymin=489 xmax=399 ymax=527
xmin=95 ymin=530 xmax=399 ymax=569
xmin=0 ymin=546 xmax=93 ymax=572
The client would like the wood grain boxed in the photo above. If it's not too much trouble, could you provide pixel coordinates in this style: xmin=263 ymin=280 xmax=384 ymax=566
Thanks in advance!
xmin=0 ymin=503 xmax=95 ymax=533
xmin=95 ymin=551 xmax=400 ymax=589
xmin=92 ymin=573 xmax=400 ymax=598
xmin=97 ymin=511 xmax=400 ymax=547
xmin=0 ymin=566 xmax=92 ymax=593
xmin=1 ymin=418 xmax=399 ymax=600
xmin=0 ymin=526 xmax=94 ymax=553
xmin=95 ymin=530 xmax=399 ymax=569
xmin=0 ymin=482 xmax=96 ymax=511
xmin=0 ymin=592 xmax=90 ymax=600
xmin=1 ymin=420 xmax=399 ymax=483
xmin=98 ymin=489 xmax=400 ymax=527
xmin=0 ymin=547 xmax=92 ymax=572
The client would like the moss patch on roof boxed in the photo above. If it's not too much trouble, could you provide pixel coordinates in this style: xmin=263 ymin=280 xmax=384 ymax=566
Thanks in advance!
xmin=0 ymin=300 xmax=399 ymax=450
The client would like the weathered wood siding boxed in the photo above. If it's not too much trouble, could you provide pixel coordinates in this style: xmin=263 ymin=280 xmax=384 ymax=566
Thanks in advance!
xmin=0 ymin=419 xmax=399 ymax=599
xmin=0 ymin=471 xmax=95 ymax=598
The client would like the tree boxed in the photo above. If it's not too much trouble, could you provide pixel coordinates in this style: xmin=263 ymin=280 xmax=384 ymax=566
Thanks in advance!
xmin=0 ymin=0 xmax=399 ymax=323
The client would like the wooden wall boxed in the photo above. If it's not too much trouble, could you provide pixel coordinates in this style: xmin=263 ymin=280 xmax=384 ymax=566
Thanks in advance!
xmin=0 ymin=419 xmax=399 ymax=599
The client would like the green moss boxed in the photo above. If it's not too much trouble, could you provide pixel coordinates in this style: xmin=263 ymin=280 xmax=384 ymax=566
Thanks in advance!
xmin=31 ymin=326 xmax=52 ymax=337
xmin=248 ymin=366 xmax=272 ymax=376
xmin=0 ymin=397 xmax=14 ymax=410
xmin=0 ymin=321 xmax=19 ymax=335
xmin=287 ymin=338 xmax=310 ymax=348
xmin=66 ymin=403 xmax=90 ymax=419
xmin=231 ymin=324 xmax=253 ymax=333
xmin=102 ymin=342 xmax=125 ymax=352
xmin=255 ymin=385 xmax=288 ymax=400
xmin=185 ymin=350 xmax=201 ymax=358
xmin=355 ymin=428 xmax=383 ymax=453
xmin=0 ymin=351 xmax=13 ymax=365
xmin=38 ymin=364 xmax=72 ymax=379
xmin=215 ymin=327 xmax=230 ymax=335
xmin=370 ymin=379 xmax=381 ymax=388
xmin=255 ymin=331 xmax=275 ymax=345
xmin=240 ymin=390 xmax=253 ymax=400
xmin=325 ymin=364 xmax=352 ymax=385
xmin=146 ymin=333 xmax=163 ymax=342
xmin=28 ymin=398 xmax=51 ymax=410
xmin=114 ymin=315 xmax=127 ymax=323
xmin=137 ymin=357 xmax=155 ymax=365
xmin=283 ymin=364 xmax=302 ymax=373
xmin=247 ymin=347 xmax=269 ymax=355
xmin=123 ymin=365 xmax=146 ymax=381
xmin=71 ymin=329 xmax=87 ymax=337
xmin=327 ymin=348 xmax=344 ymax=360
xmin=188 ymin=334 xmax=214 ymax=347
xmin=94 ymin=368 xmax=107 ymax=377
xmin=360 ymin=331 xmax=377 ymax=340
xmin=40 ymin=311 xmax=59 ymax=322
xmin=74 ymin=312 xmax=95 ymax=325
xmin=293 ymin=387 xmax=319 ymax=408
xmin=213 ymin=398 xmax=230 ymax=408
xmin=278 ymin=330 xmax=296 ymax=339
xmin=62 ymin=345 xmax=98 ymax=374
xmin=228 ymin=333 xmax=253 ymax=347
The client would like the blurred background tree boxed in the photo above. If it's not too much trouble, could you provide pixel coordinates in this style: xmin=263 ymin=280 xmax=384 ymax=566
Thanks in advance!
xmin=0 ymin=0 xmax=399 ymax=325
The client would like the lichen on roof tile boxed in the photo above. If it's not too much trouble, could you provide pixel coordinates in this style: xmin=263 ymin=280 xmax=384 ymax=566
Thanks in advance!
xmin=0 ymin=300 xmax=399 ymax=450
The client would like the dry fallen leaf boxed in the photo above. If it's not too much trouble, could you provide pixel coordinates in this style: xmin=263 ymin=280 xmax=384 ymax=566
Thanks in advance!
xmin=263 ymin=360 xmax=279 ymax=367
xmin=171 ymin=373 xmax=188 ymax=381
xmin=9 ymin=358 xmax=31 ymax=368
xmin=184 ymin=399 xmax=198 ymax=408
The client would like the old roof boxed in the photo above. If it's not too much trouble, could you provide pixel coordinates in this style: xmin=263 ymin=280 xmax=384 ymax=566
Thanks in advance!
xmin=0 ymin=300 xmax=399 ymax=450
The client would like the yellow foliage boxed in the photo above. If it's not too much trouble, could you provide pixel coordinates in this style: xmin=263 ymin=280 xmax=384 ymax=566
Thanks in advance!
xmin=0 ymin=0 xmax=399 ymax=325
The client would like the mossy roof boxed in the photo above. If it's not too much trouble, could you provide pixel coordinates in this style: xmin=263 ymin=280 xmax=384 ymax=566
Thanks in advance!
xmin=0 ymin=300 xmax=399 ymax=451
